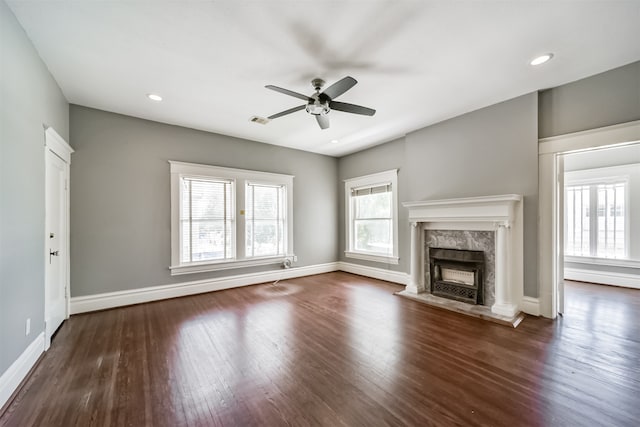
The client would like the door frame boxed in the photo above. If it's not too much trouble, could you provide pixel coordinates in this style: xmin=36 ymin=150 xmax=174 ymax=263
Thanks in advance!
xmin=538 ymin=120 xmax=640 ymax=318
xmin=44 ymin=126 xmax=74 ymax=349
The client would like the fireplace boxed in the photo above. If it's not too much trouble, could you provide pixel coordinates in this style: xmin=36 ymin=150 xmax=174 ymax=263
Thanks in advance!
xmin=429 ymin=247 xmax=484 ymax=305
xmin=401 ymin=194 xmax=524 ymax=320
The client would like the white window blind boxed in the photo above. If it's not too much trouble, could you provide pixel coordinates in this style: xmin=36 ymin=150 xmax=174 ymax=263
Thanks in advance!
xmin=246 ymin=183 xmax=286 ymax=257
xmin=565 ymin=181 xmax=626 ymax=259
xmin=180 ymin=177 xmax=233 ymax=263
xmin=352 ymin=183 xmax=392 ymax=256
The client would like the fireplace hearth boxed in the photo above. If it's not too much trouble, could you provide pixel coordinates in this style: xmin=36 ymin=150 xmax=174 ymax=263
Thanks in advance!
xmin=429 ymin=247 xmax=484 ymax=305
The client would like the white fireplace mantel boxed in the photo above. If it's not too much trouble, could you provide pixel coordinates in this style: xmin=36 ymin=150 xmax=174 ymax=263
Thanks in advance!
xmin=402 ymin=194 xmax=524 ymax=318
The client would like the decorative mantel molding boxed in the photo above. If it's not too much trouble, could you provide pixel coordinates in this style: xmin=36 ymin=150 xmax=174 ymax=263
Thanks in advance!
xmin=402 ymin=194 xmax=524 ymax=318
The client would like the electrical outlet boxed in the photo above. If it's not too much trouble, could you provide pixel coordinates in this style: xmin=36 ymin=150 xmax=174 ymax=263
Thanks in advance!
xmin=26 ymin=318 xmax=31 ymax=336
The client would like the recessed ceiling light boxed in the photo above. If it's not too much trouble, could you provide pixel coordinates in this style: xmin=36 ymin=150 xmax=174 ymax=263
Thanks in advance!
xmin=147 ymin=93 xmax=163 ymax=102
xmin=331 ymin=139 xmax=339 ymax=144
xmin=530 ymin=53 xmax=553 ymax=66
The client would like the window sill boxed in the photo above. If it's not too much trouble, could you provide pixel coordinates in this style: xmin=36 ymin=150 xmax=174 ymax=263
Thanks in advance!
xmin=345 ymin=251 xmax=399 ymax=265
xmin=170 ymin=255 xmax=295 ymax=276
xmin=565 ymin=255 xmax=640 ymax=269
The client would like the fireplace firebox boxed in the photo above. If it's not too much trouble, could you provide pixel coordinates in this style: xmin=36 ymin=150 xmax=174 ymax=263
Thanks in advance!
xmin=429 ymin=247 xmax=484 ymax=305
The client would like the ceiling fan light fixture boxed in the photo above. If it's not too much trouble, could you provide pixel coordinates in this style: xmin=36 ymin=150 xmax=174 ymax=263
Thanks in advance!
xmin=306 ymin=99 xmax=330 ymax=115
xmin=530 ymin=53 xmax=554 ymax=66
xmin=147 ymin=93 xmax=163 ymax=101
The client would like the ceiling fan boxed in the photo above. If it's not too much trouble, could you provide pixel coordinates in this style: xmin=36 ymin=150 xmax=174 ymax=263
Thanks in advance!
xmin=265 ymin=76 xmax=376 ymax=130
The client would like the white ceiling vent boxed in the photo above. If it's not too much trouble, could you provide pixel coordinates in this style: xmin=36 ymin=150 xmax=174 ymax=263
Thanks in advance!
xmin=250 ymin=116 xmax=270 ymax=125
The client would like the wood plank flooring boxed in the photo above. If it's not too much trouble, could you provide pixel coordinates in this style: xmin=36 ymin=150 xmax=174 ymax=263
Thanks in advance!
xmin=1 ymin=273 xmax=639 ymax=426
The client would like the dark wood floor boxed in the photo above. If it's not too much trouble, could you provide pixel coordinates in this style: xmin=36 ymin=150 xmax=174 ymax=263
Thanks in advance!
xmin=1 ymin=273 xmax=639 ymax=427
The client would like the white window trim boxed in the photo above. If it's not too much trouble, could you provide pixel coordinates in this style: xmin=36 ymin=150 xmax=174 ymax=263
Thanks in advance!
xmin=565 ymin=164 xmax=634 ymax=260
xmin=344 ymin=169 xmax=399 ymax=264
xmin=169 ymin=161 xmax=294 ymax=275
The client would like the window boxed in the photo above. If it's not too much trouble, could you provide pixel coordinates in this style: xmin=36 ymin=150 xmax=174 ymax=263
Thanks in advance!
xmin=170 ymin=161 xmax=294 ymax=275
xmin=565 ymin=169 xmax=629 ymax=260
xmin=345 ymin=169 xmax=399 ymax=264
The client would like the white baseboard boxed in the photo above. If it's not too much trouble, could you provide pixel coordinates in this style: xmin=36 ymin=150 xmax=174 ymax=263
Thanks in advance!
xmin=0 ymin=332 xmax=45 ymax=410
xmin=70 ymin=262 xmax=339 ymax=314
xmin=337 ymin=261 xmax=409 ymax=285
xmin=565 ymin=267 xmax=640 ymax=289
xmin=520 ymin=296 xmax=540 ymax=316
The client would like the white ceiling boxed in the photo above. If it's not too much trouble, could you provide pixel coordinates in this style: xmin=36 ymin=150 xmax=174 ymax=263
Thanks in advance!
xmin=8 ymin=1 xmax=640 ymax=157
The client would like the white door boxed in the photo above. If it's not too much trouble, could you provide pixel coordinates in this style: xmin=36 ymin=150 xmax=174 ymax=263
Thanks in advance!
xmin=45 ymin=148 xmax=68 ymax=347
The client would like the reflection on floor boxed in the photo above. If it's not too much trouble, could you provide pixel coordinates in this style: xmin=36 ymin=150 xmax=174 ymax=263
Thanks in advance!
xmin=563 ymin=279 xmax=640 ymax=338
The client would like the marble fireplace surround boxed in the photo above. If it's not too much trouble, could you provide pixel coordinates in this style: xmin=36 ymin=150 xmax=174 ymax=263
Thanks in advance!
xmin=401 ymin=194 xmax=524 ymax=321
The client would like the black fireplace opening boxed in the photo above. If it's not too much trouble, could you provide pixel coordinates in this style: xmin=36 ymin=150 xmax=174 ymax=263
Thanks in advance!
xmin=428 ymin=247 xmax=485 ymax=305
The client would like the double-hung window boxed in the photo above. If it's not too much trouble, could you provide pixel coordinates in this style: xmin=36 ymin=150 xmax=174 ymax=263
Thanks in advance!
xmin=565 ymin=166 xmax=631 ymax=260
xmin=170 ymin=161 xmax=294 ymax=275
xmin=345 ymin=169 xmax=399 ymax=264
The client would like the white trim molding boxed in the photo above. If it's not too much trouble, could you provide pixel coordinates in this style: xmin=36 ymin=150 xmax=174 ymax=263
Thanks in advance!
xmin=565 ymin=268 xmax=640 ymax=289
xmin=520 ymin=296 xmax=541 ymax=317
xmin=0 ymin=332 xmax=45 ymax=410
xmin=539 ymin=120 xmax=640 ymax=155
xmin=71 ymin=263 xmax=337 ymax=314
xmin=43 ymin=126 xmax=74 ymax=163
xmin=337 ymin=261 xmax=409 ymax=285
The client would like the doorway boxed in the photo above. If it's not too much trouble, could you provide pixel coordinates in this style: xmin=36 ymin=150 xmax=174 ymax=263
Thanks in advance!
xmin=561 ymin=144 xmax=640 ymax=315
xmin=538 ymin=120 xmax=640 ymax=318
xmin=44 ymin=127 xmax=73 ymax=349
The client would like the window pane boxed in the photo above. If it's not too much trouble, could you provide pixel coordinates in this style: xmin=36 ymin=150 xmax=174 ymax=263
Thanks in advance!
xmin=596 ymin=182 xmax=625 ymax=258
xmin=355 ymin=192 xmax=391 ymax=219
xmin=180 ymin=177 xmax=233 ymax=263
xmin=246 ymin=184 xmax=285 ymax=257
xmin=191 ymin=220 xmax=231 ymax=261
xmin=355 ymin=219 xmax=392 ymax=255
xmin=565 ymin=185 xmax=589 ymax=256
xmin=247 ymin=219 xmax=283 ymax=257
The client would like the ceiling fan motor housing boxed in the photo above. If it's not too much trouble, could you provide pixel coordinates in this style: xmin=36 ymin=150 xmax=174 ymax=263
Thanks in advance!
xmin=306 ymin=96 xmax=330 ymax=115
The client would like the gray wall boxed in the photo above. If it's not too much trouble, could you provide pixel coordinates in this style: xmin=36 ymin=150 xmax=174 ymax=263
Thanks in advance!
xmin=338 ymin=93 xmax=539 ymax=297
xmin=0 ymin=1 xmax=69 ymax=375
xmin=539 ymin=61 xmax=640 ymax=138
xmin=69 ymin=106 xmax=338 ymax=297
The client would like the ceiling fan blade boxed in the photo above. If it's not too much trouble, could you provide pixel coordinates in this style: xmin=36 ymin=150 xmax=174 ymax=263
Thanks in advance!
xmin=329 ymin=101 xmax=376 ymax=116
xmin=267 ymin=105 xmax=306 ymax=119
xmin=316 ymin=114 xmax=329 ymax=130
xmin=322 ymin=76 xmax=357 ymax=99
xmin=265 ymin=85 xmax=310 ymax=101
